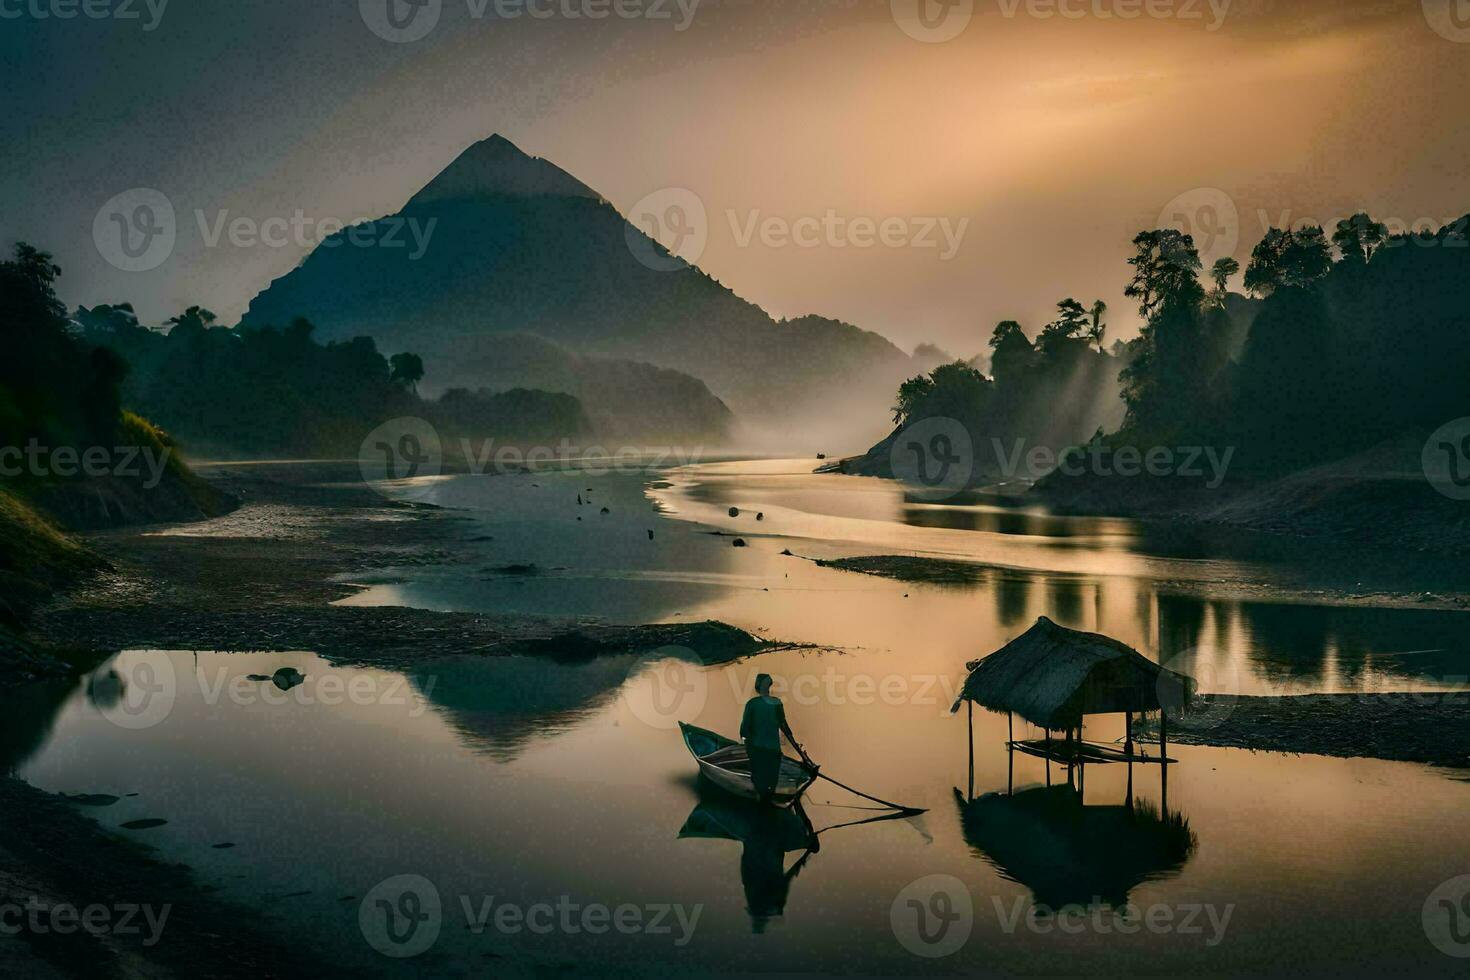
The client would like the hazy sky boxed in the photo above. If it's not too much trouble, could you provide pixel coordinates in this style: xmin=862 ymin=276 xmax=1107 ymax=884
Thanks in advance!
xmin=3 ymin=0 xmax=1469 ymax=357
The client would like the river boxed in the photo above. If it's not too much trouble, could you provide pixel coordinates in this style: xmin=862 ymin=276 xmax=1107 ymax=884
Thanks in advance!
xmin=5 ymin=459 xmax=1468 ymax=976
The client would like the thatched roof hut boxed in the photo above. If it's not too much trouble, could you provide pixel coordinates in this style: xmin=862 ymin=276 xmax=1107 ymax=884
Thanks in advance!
xmin=950 ymin=617 xmax=1194 ymax=730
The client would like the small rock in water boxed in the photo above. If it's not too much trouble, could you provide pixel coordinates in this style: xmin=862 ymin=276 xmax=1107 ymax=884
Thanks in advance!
xmin=601 ymin=507 xmax=611 ymax=515
xmin=732 ymin=538 xmax=747 ymax=548
xmin=65 ymin=793 xmax=120 ymax=807
xmin=577 ymin=494 xmax=583 ymax=505
xmin=647 ymin=529 xmax=654 ymax=540
xmin=728 ymin=507 xmax=740 ymax=518
xmin=212 ymin=842 xmax=236 ymax=849
xmin=272 ymin=667 xmax=306 ymax=692
xmin=120 ymin=819 xmax=168 ymax=831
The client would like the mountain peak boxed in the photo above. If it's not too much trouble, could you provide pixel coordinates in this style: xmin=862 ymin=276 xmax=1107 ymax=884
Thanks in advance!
xmin=406 ymin=134 xmax=600 ymax=208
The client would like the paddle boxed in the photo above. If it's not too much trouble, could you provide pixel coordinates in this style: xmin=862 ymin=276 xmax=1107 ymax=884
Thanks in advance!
xmin=789 ymin=740 xmax=927 ymax=815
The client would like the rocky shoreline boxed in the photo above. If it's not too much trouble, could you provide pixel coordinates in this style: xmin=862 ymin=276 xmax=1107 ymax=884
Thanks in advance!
xmin=1141 ymin=693 xmax=1470 ymax=770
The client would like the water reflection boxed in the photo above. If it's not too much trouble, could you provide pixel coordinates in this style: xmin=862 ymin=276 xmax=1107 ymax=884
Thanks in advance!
xmin=679 ymin=792 xmax=819 ymax=932
xmin=954 ymin=783 xmax=1197 ymax=910
xmin=678 ymin=787 xmax=925 ymax=934
xmin=417 ymin=654 xmax=639 ymax=761
xmin=0 ymin=676 xmax=77 ymax=773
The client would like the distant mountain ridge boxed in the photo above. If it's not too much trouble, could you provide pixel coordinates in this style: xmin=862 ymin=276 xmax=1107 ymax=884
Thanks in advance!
xmin=242 ymin=135 xmax=916 ymax=445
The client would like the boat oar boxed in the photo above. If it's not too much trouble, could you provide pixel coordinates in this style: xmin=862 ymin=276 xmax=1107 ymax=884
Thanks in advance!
xmin=792 ymin=742 xmax=927 ymax=815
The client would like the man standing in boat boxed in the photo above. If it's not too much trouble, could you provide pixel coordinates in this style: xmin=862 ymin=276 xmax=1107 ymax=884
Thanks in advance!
xmin=740 ymin=673 xmax=801 ymax=804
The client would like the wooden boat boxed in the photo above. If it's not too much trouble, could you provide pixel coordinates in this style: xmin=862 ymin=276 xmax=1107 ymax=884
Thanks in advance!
xmin=1008 ymin=736 xmax=1176 ymax=766
xmin=679 ymin=722 xmax=816 ymax=806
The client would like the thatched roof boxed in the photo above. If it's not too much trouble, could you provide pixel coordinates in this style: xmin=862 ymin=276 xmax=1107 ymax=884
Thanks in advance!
xmin=951 ymin=617 xmax=1194 ymax=729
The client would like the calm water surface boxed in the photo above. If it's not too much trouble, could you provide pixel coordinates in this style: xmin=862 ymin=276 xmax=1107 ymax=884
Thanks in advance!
xmin=6 ymin=460 xmax=1469 ymax=976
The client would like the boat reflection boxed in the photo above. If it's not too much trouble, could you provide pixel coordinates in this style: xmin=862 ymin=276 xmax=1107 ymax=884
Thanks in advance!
xmin=953 ymin=783 xmax=1196 ymax=910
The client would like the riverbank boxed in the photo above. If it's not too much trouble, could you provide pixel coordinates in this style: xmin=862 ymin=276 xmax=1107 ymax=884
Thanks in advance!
xmin=0 ymin=776 xmax=329 ymax=979
xmin=17 ymin=461 xmax=775 ymax=682
xmin=835 ymin=433 xmax=1470 ymax=555
xmin=1138 ymin=693 xmax=1470 ymax=770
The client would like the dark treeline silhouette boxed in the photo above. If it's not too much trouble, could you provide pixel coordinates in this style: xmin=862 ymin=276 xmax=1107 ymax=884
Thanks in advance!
xmin=1116 ymin=212 xmax=1470 ymax=473
xmin=878 ymin=211 xmax=1470 ymax=486
xmin=1 ymin=244 xmax=127 ymax=458
xmin=880 ymin=298 xmax=1126 ymax=480
xmin=76 ymin=303 xmax=592 ymax=458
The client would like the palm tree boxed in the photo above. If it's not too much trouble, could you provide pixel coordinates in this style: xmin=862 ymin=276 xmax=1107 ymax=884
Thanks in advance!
xmin=1087 ymin=300 xmax=1108 ymax=350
